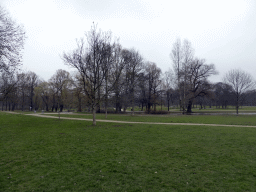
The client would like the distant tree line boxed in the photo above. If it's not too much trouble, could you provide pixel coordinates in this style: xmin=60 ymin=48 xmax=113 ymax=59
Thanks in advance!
xmin=1 ymin=9 xmax=255 ymax=124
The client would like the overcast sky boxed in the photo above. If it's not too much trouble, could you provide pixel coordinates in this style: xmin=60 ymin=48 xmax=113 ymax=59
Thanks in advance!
xmin=2 ymin=0 xmax=256 ymax=82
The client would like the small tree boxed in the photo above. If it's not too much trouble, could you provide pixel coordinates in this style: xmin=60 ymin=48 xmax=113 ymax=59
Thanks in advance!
xmin=224 ymin=69 xmax=254 ymax=114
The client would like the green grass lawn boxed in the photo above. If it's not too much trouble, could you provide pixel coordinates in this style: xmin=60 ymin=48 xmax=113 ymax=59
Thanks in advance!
xmin=127 ymin=105 xmax=256 ymax=112
xmin=1 ymin=112 xmax=256 ymax=191
xmin=45 ymin=113 xmax=256 ymax=126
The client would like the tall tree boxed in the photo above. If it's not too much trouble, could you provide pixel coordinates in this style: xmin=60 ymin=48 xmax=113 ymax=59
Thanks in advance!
xmin=109 ymin=41 xmax=125 ymax=113
xmin=224 ymin=69 xmax=254 ymax=114
xmin=181 ymin=39 xmax=194 ymax=114
xmin=214 ymin=82 xmax=234 ymax=109
xmin=62 ymin=24 xmax=112 ymax=125
xmin=122 ymin=48 xmax=143 ymax=115
xmin=27 ymin=71 xmax=38 ymax=111
xmin=170 ymin=38 xmax=183 ymax=110
xmin=171 ymin=39 xmax=194 ymax=113
xmin=37 ymin=81 xmax=51 ymax=111
xmin=49 ymin=69 xmax=71 ymax=112
xmin=70 ymin=72 xmax=84 ymax=112
xmin=163 ymin=69 xmax=175 ymax=111
xmin=0 ymin=6 xmax=25 ymax=101
xmin=144 ymin=62 xmax=162 ymax=113
xmin=102 ymin=41 xmax=113 ymax=118
xmin=185 ymin=58 xmax=217 ymax=113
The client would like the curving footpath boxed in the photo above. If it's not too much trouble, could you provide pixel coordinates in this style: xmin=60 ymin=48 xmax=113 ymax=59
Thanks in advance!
xmin=3 ymin=111 xmax=256 ymax=128
xmin=21 ymin=113 xmax=256 ymax=128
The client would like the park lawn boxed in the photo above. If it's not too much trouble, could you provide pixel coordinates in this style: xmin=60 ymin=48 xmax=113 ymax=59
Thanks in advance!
xmin=45 ymin=113 xmax=256 ymax=126
xmin=1 ymin=113 xmax=256 ymax=191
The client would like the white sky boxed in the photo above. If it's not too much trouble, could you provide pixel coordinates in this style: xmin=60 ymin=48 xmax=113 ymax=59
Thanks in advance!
xmin=2 ymin=0 xmax=256 ymax=82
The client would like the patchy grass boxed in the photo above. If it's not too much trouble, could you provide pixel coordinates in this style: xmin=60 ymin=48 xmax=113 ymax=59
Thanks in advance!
xmin=45 ymin=113 xmax=256 ymax=126
xmin=1 ymin=112 xmax=256 ymax=191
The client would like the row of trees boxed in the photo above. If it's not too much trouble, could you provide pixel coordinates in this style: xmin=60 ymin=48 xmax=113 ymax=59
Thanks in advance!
xmin=1 ymin=67 xmax=254 ymax=115
xmin=1 ymin=7 xmax=255 ymax=125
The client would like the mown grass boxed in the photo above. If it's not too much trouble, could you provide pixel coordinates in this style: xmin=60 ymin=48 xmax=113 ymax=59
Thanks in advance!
xmin=127 ymin=105 xmax=256 ymax=112
xmin=1 ymin=112 xmax=256 ymax=191
xmin=45 ymin=113 xmax=256 ymax=126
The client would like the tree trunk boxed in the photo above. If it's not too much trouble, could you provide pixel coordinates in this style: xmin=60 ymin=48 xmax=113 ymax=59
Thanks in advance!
xmin=187 ymin=100 xmax=193 ymax=113
xmin=77 ymin=96 xmax=81 ymax=112
xmin=236 ymin=94 xmax=239 ymax=115
xmin=132 ymin=91 xmax=135 ymax=116
xmin=105 ymin=98 xmax=108 ymax=119
xmin=92 ymin=104 xmax=96 ymax=126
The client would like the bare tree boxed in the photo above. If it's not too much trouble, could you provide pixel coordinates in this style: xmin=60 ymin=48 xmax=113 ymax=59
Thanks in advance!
xmin=185 ymin=58 xmax=217 ymax=113
xmin=170 ymin=38 xmax=183 ymax=110
xmin=0 ymin=71 xmax=19 ymax=110
xmin=62 ymin=24 xmax=112 ymax=125
xmin=224 ymin=69 xmax=254 ymax=114
xmin=0 ymin=6 xmax=25 ymax=73
xmin=17 ymin=72 xmax=29 ymax=111
xmin=181 ymin=39 xmax=194 ymax=114
xmin=163 ymin=69 xmax=175 ymax=111
xmin=27 ymin=71 xmax=38 ymax=111
xmin=144 ymin=62 xmax=162 ymax=113
xmin=109 ymin=41 xmax=125 ymax=113
xmin=70 ymin=72 xmax=85 ymax=112
xmin=0 ymin=6 xmax=25 ymax=102
xmin=37 ymin=81 xmax=51 ymax=111
xmin=49 ymin=69 xmax=71 ymax=112
xmin=214 ymin=82 xmax=234 ymax=109
xmin=102 ymin=41 xmax=113 ymax=118
xmin=122 ymin=48 xmax=143 ymax=115
xmin=171 ymin=39 xmax=194 ymax=113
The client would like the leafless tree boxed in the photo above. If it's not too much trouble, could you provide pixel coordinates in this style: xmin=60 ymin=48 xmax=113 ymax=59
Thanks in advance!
xmin=122 ymin=48 xmax=143 ymax=115
xmin=0 ymin=6 xmax=25 ymax=73
xmin=102 ymin=41 xmax=113 ymax=118
xmin=0 ymin=6 xmax=25 ymax=102
xmin=214 ymin=82 xmax=234 ymax=109
xmin=0 ymin=71 xmax=19 ymax=110
xmin=37 ymin=81 xmax=51 ymax=111
xmin=144 ymin=62 xmax=162 ymax=113
xmin=181 ymin=39 xmax=194 ymax=113
xmin=224 ymin=69 xmax=254 ymax=114
xmin=184 ymin=58 xmax=217 ymax=112
xmin=49 ymin=69 xmax=71 ymax=112
xmin=170 ymin=38 xmax=183 ymax=110
xmin=62 ymin=24 xmax=112 ymax=125
xmin=16 ymin=72 xmax=29 ymax=111
xmin=109 ymin=41 xmax=125 ymax=113
xmin=185 ymin=58 xmax=217 ymax=113
xmin=171 ymin=39 xmax=194 ymax=113
xmin=27 ymin=71 xmax=39 ymax=111
xmin=163 ymin=69 xmax=175 ymax=111
xmin=70 ymin=72 xmax=85 ymax=112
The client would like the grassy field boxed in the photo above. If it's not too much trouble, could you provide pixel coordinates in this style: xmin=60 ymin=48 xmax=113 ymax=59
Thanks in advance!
xmin=127 ymin=105 xmax=256 ymax=112
xmin=1 ymin=112 xmax=256 ymax=191
xmin=44 ymin=113 xmax=256 ymax=126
